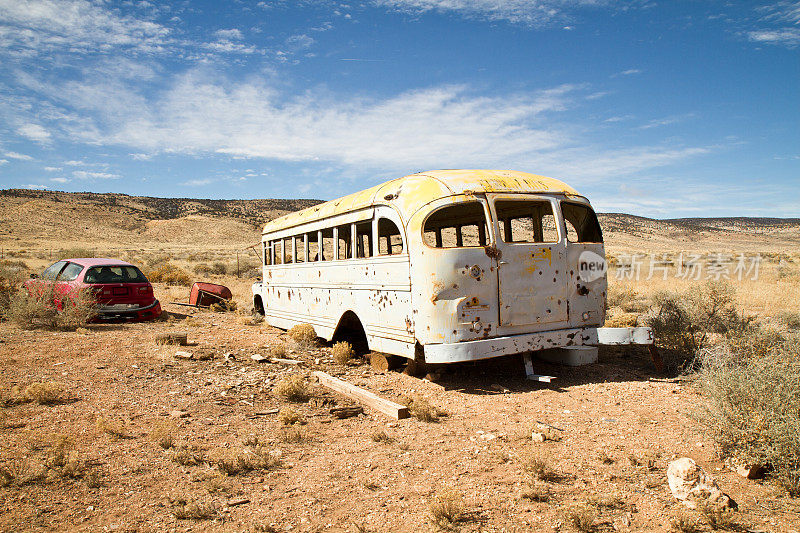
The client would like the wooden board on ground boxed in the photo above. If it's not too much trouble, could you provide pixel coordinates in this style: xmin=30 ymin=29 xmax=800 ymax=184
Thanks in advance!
xmin=312 ymin=371 xmax=410 ymax=420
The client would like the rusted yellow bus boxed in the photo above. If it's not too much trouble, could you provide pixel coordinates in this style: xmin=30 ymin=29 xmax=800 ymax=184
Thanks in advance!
xmin=253 ymin=169 xmax=647 ymax=369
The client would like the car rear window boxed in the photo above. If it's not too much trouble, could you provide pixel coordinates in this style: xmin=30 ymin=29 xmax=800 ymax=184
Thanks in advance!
xmin=84 ymin=266 xmax=148 ymax=284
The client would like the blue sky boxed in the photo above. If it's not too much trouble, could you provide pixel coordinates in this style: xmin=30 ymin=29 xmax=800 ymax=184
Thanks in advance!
xmin=0 ymin=0 xmax=798 ymax=217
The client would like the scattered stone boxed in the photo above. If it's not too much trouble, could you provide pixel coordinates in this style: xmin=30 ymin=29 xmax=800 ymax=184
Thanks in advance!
xmin=224 ymin=353 xmax=235 ymax=362
xmin=170 ymin=410 xmax=190 ymax=419
xmin=330 ymin=406 xmax=364 ymax=419
xmin=667 ymin=457 xmax=736 ymax=509
xmin=227 ymin=497 xmax=250 ymax=507
xmin=531 ymin=432 xmax=547 ymax=443
xmin=251 ymin=354 xmax=267 ymax=363
xmin=491 ymin=383 xmax=510 ymax=393
xmin=727 ymin=459 xmax=765 ymax=479
xmin=174 ymin=350 xmax=193 ymax=360
xmin=156 ymin=333 xmax=188 ymax=346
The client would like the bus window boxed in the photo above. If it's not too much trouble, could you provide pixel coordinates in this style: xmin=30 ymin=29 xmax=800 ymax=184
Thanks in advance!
xmin=273 ymin=240 xmax=282 ymax=265
xmin=423 ymin=202 xmax=488 ymax=248
xmin=356 ymin=222 xmax=372 ymax=258
xmin=562 ymin=202 xmax=603 ymax=243
xmin=296 ymin=235 xmax=306 ymax=263
xmin=283 ymin=237 xmax=293 ymax=263
xmin=496 ymin=200 xmax=558 ymax=243
xmin=378 ymin=218 xmax=403 ymax=255
xmin=308 ymin=232 xmax=319 ymax=262
xmin=322 ymin=228 xmax=335 ymax=260
xmin=337 ymin=224 xmax=351 ymax=260
xmin=264 ymin=241 xmax=271 ymax=266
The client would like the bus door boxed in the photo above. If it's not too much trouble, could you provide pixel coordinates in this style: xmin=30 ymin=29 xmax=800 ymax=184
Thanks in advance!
xmin=488 ymin=195 xmax=569 ymax=327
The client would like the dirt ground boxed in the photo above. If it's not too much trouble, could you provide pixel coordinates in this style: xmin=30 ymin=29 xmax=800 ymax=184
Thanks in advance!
xmin=2 ymin=292 xmax=799 ymax=533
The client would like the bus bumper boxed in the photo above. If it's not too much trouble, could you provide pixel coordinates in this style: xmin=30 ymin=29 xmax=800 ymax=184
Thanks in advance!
xmin=422 ymin=326 xmax=653 ymax=364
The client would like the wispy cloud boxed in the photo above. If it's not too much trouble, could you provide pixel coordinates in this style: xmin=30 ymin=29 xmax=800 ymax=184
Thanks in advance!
xmin=373 ymin=0 xmax=611 ymax=27
xmin=180 ymin=178 xmax=214 ymax=186
xmin=3 ymin=151 xmax=33 ymax=160
xmin=0 ymin=159 xmax=7 ymax=165
xmin=638 ymin=113 xmax=695 ymax=130
xmin=747 ymin=28 xmax=800 ymax=46
xmin=44 ymin=166 xmax=61 ymax=171
xmin=50 ymin=176 xmax=70 ymax=183
xmin=17 ymin=123 xmax=51 ymax=142
xmin=71 ymin=170 xmax=119 ymax=179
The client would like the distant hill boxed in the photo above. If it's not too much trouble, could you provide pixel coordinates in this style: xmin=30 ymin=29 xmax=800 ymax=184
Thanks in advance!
xmin=1 ymin=189 xmax=797 ymax=255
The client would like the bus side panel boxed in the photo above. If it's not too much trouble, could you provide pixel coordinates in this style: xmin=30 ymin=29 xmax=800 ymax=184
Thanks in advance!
xmin=260 ymin=256 xmax=414 ymax=356
xmin=565 ymin=242 xmax=607 ymax=329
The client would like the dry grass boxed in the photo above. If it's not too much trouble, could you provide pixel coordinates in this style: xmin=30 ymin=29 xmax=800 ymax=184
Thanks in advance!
xmin=278 ymin=427 xmax=307 ymax=443
xmin=402 ymin=394 xmax=448 ymax=423
xmin=287 ymin=323 xmax=317 ymax=348
xmin=170 ymin=445 xmax=204 ymax=466
xmin=146 ymin=263 xmax=191 ymax=286
xmin=331 ymin=341 xmax=354 ymax=365
xmin=565 ymin=504 xmax=598 ymax=532
xmin=671 ymin=514 xmax=703 ymax=533
xmin=429 ymin=490 xmax=465 ymax=529
xmin=269 ymin=343 xmax=287 ymax=358
xmin=172 ymin=500 xmax=218 ymax=520
xmin=19 ymin=382 xmax=67 ymax=405
xmin=523 ymin=456 xmax=561 ymax=483
xmin=273 ymin=374 xmax=311 ymax=403
xmin=698 ymin=503 xmax=738 ymax=530
xmin=215 ymin=447 xmax=281 ymax=476
xmin=370 ymin=429 xmax=394 ymax=444
xmin=96 ymin=417 xmax=128 ymax=439
xmin=695 ymin=327 xmax=800 ymax=497
xmin=150 ymin=420 xmax=178 ymax=449
xmin=520 ymin=482 xmax=550 ymax=502
xmin=7 ymin=286 xmax=97 ymax=330
xmin=277 ymin=406 xmax=306 ymax=426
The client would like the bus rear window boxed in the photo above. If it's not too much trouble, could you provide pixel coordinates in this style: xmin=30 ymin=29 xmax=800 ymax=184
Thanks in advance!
xmin=423 ymin=202 xmax=488 ymax=248
xmin=495 ymin=200 xmax=558 ymax=243
xmin=562 ymin=202 xmax=603 ymax=243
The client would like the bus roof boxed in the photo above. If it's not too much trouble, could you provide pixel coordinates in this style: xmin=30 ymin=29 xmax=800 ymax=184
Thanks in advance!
xmin=262 ymin=169 xmax=581 ymax=234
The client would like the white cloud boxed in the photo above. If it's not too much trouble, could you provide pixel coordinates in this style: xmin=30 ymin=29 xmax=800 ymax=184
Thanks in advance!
xmin=214 ymin=28 xmax=243 ymax=40
xmin=71 ymin=170 xmax=119 ymax=179
xmin=64 ymin=160 xmax=85 ymax=166
xmin=285 ymin=34 xmax=315 ymax=50
xmin=23 ymin=70 xmax=712 ymax=183
xmin=3 ymin=151 xmax=33 ymax=160
xmin=373 ymin=0 xmax=609 ymax=27
xmin=618 ymin=68 xmax=642 ymax=76
xmin=0 ymin=0 xmax=172 ymax=55
xmin=180 ymin=178 xmax=214 ymax=186
xmin=22 ymin=183 xmax=48 ymax=189
xmin=747 ymin=28 xmax=800 ymax=46
xmin=17 ymin=123 xmax=51 ymax=142
xmin=0 ymin=158 xmax=7 ymax=164
xmin=50 ymin=177 xmax=70 ymax=183
xmin=44 ymin=166 xmax=61 ymax=171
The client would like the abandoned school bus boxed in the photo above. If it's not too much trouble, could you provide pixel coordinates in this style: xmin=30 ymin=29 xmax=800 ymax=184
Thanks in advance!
xmin=253 ymin=169 xmax=647 ymax=369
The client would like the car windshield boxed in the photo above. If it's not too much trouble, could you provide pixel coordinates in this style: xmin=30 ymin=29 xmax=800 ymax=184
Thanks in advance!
xmin=84 ymin=266 xmax=148 ymax=284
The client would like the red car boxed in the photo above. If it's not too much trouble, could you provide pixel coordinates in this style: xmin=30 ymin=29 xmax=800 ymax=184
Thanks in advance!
xmin=27 ymin=258 xmax=162 ymax=321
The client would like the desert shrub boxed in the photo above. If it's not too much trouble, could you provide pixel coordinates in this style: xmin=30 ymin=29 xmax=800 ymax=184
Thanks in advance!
xmin=0 ymin=259 xmax=30 ymax=311
xmin=287 ymin=323 xmax=317 ymax=348
xmin=429 ymin=490 xmax=464 ymax=528
xmin=193 ymin=263 xmax=212 ymax=275
xmin=60 ymin=247 xmax=94 ymax=258
xmin=647 ymin=281 xmax=746 ymax=356
xmin=274 ymin=375 xmax=311 ymax=403
xmin=694 ymin=328 xmax=800 ymax=496
xmin=269 ymin=344 xmax=287 ymax=358
xmin=606 ymin=284 xmax=647 ymax=312
xmin=520 ymin=482 xmax=550 ymax=502
xmin=698 ymin=502 xmax=738 ymax=530
xmin=146 ymin=263 xmax=191 ymax=286
xmin=96 ymin=417 xmax=128 ymax=439
xmin=671 ymin=514 xmax=702 ymax=533
xmin=777 ymin=311 xmax=800 ymax=331
xmin=604 ymin=312 xmax=639 ymax=327
xmin=278 ymin=427 xmax=307 ymax=443
xmin=6 ymin=285 xmax=97 ymax=330
xmin=331 ymin=341 xmax=354 ymax=365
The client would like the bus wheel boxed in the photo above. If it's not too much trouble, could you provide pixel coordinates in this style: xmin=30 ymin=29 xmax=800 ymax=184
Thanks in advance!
xmin=253 ymin=296 xmax=265 ymax=316
xmin=368 ymin=352 xmax=403 ymax=372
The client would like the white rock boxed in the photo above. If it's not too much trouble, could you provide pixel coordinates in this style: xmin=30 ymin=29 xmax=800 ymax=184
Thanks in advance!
xmin=667 ymin=457 xmax=735 ymax=509
xmin=531 ymin=432 xmax=547 ymax=443
xmin=174 ymin=350 xmax=193 ymax=360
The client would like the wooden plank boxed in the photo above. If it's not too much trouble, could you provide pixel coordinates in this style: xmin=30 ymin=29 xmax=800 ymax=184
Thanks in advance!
xmin=270 ymin=357 xmax=304 ymax=366
xmin=523 ymin=353 xmax=556 ymax=383
xmin=312 ymin=371 xmax=410 ymax=420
